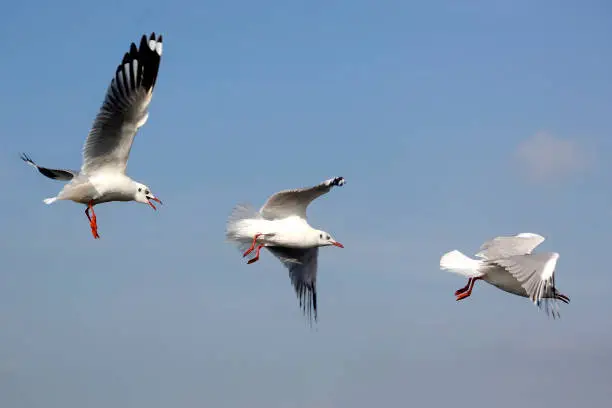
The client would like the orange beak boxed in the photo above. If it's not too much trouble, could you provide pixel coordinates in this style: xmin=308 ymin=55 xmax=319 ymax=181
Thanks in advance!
xmin=147 ymin=196 xmax=162 ymax=210
xmin=332 ymin=241 xmax=344 ymax=248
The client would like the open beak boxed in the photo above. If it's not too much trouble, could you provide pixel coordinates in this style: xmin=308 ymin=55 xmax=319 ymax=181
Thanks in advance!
xmin=332 ymin=241 xmax=344 ymax=248
xmin=147 ymin=196 xmax=162 ymax=211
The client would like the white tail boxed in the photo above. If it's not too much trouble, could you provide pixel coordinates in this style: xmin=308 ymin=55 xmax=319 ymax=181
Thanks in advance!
xmin=225 ymin=203 xmax=262 ymax=242
xmin=43 ymin=197 xmax=57 ymax=205
xmin=439 ymin=250 xmax=484 ymax=278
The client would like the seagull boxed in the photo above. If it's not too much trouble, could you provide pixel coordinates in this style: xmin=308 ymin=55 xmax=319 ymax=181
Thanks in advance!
xmin=439 ymin=232 xmax=570 ymax=317
xmin=20 ymin=33 xmax=163 ymax=239
xmin=226 ymin=176 xmax=346 ymax=323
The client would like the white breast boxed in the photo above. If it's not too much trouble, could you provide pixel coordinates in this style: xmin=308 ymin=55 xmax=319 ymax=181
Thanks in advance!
xmin=264 ymin=217 xmax=317 ymax=248
xmin=89 ymin=173 xmax=135 ymax=203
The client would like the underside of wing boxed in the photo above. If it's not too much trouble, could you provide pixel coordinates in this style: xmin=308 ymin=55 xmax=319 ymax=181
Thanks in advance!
xmin=266 ymin=246 xmax=319 ymax=324
xmin=476 ymin=233 xmax=546 ymax=260
xmin=81 ymin=33 xmax=163 ymax=174
xmin=490 ymin=252 xmax=560 ymax=307
xmin=260 ymin=177 xmax=344 ymax=220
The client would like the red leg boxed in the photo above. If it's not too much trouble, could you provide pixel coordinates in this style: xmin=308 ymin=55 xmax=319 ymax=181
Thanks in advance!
xmin=456 ymin=277 xmax=480 ymax=301
xmin=85 ymin=201 xmax=100 ymax=239
xmin=455 ymin=278 xmax=473 ymax=296
xmin=247 ymin=244 xmax=265 ymax=264
xmin=243 ymin=233 xmax=263 ymax=257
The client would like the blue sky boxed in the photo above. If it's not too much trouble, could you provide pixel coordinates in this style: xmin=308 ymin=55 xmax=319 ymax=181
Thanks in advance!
xmin=1 ymin=0 xmax=611 ymax=406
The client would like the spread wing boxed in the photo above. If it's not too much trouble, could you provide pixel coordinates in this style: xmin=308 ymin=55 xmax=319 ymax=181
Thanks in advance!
xmin=490 ymin=252 xmax=565 ymax=314
xmin=260 ymin=177 xmax=344 ymax=220
xmin=21 ymin=153 xmax=77 ymax=181
xmin=80 ymin=33 xmax=163 ymax=174
xmin=476 ymin=233 xmax=546 ymax=260
xmin=266 ymin=246 xmax=319 ymax=324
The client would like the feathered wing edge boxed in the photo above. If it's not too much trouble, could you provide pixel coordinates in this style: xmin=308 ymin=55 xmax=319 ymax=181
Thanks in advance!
xmin=259 ymin=176 xmax=345 ymax=220
xmin=266 ymin=246 xmax=319 ymax=326
xmin=81 ymin=33 xmax=163 ymax=173
xmin=20 ymin=153 xmax=77 ymax=181
xmin=291 ymin=268 xmax=318 ymax=326
xmin=490 ymin=254 xmax=571 ymax=319
xmin=535 ymin=273 xmax=570 ymax=319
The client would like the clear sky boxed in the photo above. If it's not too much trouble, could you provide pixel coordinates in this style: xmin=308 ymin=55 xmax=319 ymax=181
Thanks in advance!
xmin=1 ymin=0 xmax=611 ymax=407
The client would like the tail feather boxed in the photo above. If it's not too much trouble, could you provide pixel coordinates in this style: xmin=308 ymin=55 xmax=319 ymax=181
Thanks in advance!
xmin=225 ymin=203 xmax=262 ymax=249
xmin=440 ymin=250 xmax=484 ymax=278
xmin=43 ymin=197 xmax=57 ymax=205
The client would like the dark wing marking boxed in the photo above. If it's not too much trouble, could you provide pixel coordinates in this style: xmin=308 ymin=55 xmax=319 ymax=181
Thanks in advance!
xmin=20 ymin=153 xmax=76 ymax=181
xmin=81 ymin=33 xmax=163 ymax=174
xmin=266 ymin=246 xmax=319 ymax=324
xmin=490 ymin=252 xmax=567 ymax=318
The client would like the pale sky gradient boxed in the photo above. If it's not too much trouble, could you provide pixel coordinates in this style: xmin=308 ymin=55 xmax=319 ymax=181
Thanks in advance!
xmin=515 ymin=131 xmax=591 ymax=183
xmin=1 ymin=1 xmax=611 ymax=407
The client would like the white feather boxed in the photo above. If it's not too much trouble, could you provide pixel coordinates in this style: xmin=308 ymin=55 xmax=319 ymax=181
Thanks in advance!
xmin=439 ymin=250 xmax=484 ymax=278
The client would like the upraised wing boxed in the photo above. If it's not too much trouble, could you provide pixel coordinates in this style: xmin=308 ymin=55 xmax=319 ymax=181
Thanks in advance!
xmin=260 ymin=177 xmax=344 ymax=220
xmin=81 ymin=33 xmax=163 ymax=174
xmin=476 ymin=233 xmax=545 ymax=260
xmin=266 ymin=246 xmax=319 ymax=324
xmin=21 ymin=153 xmax=77 ymax=181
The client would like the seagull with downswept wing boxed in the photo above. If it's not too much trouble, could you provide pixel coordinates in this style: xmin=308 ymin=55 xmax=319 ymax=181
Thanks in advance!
xmin=226 ymin=177 xmax=346 ymax=324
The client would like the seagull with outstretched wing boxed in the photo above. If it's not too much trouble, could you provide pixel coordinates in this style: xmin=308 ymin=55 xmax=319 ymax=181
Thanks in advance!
xmin=226 ymin=177 xmax=346 ymax=324
xmin=21 ymin=33 xmax=164 ymax=239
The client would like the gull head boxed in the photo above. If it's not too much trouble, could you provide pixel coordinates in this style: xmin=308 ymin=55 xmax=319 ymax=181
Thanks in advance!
xmin=133 ymin=182 xmax=162 ymax=210
xmin=316 ymin=230 xmax=344 ymax=248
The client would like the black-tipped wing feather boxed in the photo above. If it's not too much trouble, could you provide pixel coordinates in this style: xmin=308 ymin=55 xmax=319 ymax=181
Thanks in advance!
xmin=81 ymin=33 xmax=163 ymax=174
xmin=489 ymin=253 xmax=556 ymax=303
xmin=21 ymin=153 xmax=77 ymax=181
xmin=489 ymin=252 xmax=568 ymax=318
xmin=266 ymin=246 xmax=319 ymax=323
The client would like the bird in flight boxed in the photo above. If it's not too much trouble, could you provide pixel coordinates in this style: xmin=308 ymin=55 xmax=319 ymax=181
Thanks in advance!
xmin=226 ymin=176 xmax=346 ymax=324
xmin=21 ymin=33 xmax=164 ymax=239
xmin=440 ymin=232 xmax=570 ymax=318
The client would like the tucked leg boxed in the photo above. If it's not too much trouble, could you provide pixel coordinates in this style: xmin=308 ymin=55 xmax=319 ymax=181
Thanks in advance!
xmin=85 ymin=201 xmax=100 ymax=239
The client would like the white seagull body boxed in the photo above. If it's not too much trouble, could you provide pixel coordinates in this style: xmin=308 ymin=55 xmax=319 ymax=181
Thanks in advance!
xmin=21 ymin=33 xmax=164 ymax=239
xmin=226 ymin=177 xmax=346 ymax=323
xmin=440 ymin=232 xmax=570 ymax=317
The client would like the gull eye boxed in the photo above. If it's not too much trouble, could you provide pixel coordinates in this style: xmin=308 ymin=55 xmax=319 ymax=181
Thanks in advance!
xmin=145 ymin=190 xmax=150 ymax=195
xmin=327 ymin=235 xmax=330 ymax=240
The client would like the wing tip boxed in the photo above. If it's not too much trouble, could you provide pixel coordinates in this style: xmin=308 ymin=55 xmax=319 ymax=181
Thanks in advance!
xmin=556 ymin=292 xmax=570 ymax=304
xmin=326 ymin=176 xmax=345 ymax=187
xmin=146 ymin=32 xmax=163 ymax=56
xmin=20 ymin=152 xmax=34 ymax=165
xmin=295 ymin=281 xmax=318 ymax=325
xmin=113 ymin=32 xmax=163 ymax=96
